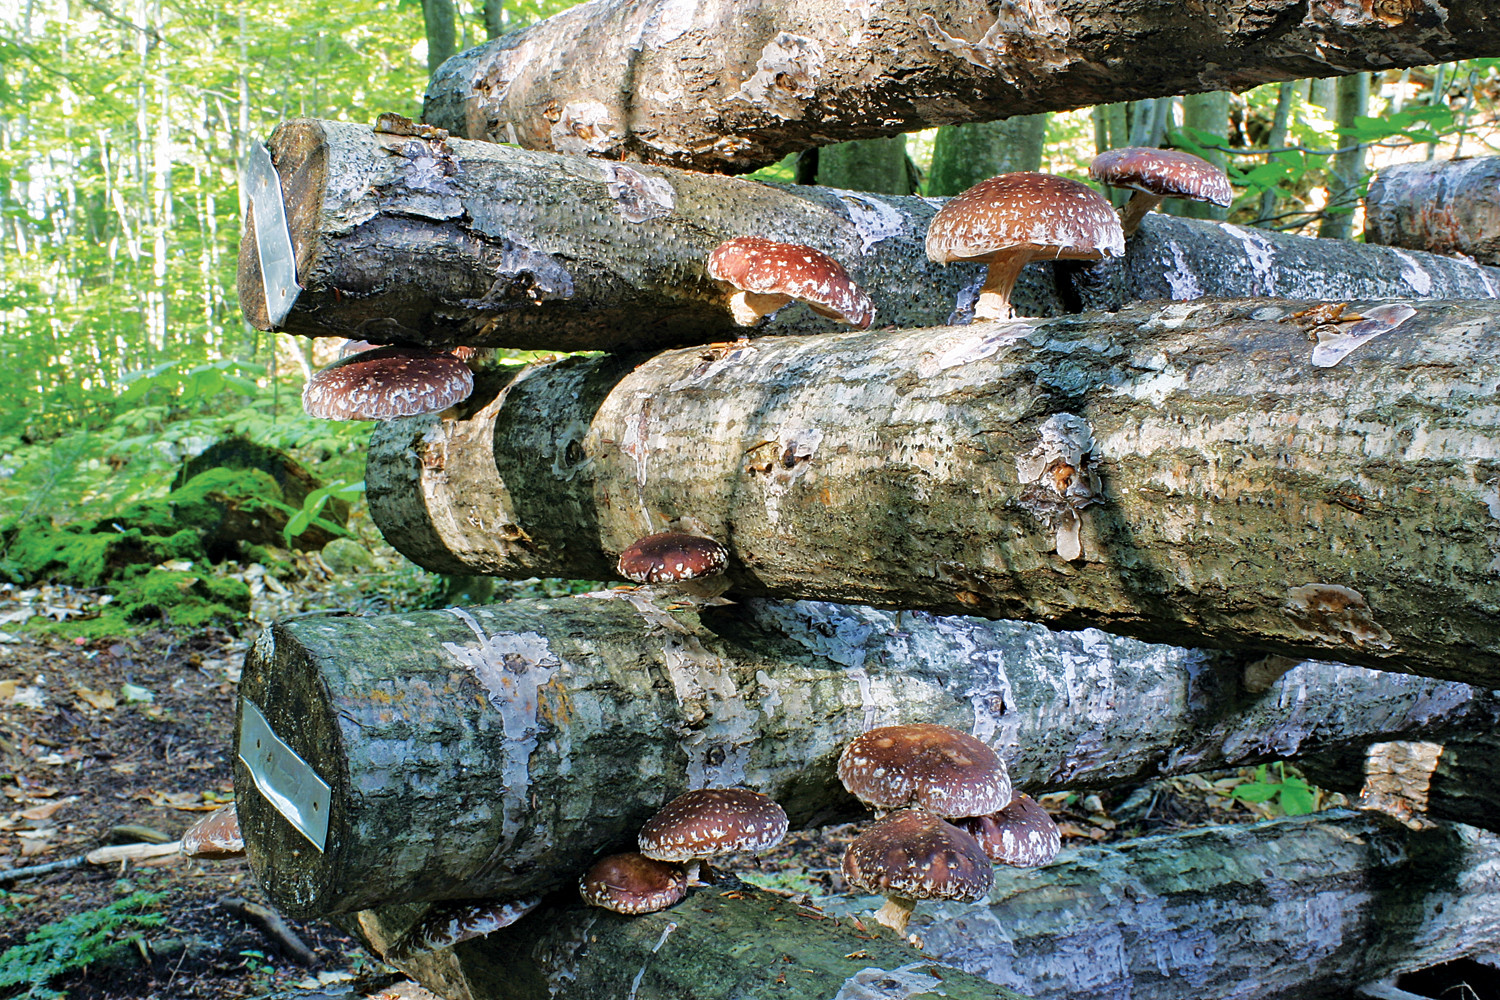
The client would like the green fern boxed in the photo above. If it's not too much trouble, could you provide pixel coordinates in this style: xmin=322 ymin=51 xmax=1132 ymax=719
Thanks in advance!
xmin=0 ymin=891 xmax=165 ymax=999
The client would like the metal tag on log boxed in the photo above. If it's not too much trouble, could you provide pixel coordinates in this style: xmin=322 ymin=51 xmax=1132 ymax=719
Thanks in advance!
xmin=242 ymin=141 xmax=300 ymax=327
xmin=237 ymin=697 xmax=330 ymax=851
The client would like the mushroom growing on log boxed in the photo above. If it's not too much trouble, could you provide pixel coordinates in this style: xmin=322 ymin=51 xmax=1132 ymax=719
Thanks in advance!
xmin=302 ymin=346 xmax=474 ymax=420
xmin=1090 ymin=147 xmax=1234 ymax=237
xmin=707 ymin=236 xmax=874 ymax=329
xmin=842 ymin=808 xmax=994 ymax=934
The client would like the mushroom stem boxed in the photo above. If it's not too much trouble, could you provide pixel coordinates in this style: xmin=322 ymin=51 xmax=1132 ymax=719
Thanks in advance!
xmin=873 ymin=895 xmax=918 ymax=934
xmin=1118 ymin=191 xmax=1165 ymax=238
xmin=974 ymin=253 xmax=1030 ymax=321
xmin=727 ymin=290 xmax=792 ymax=326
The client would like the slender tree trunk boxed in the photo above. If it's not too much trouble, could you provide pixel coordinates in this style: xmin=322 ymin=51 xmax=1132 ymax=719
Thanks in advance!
xmin=928 ymin=115 xmax=1047 ymax=197
xmin=1163 ymin=92 xmax=1229 ymax=220
xmin=239 ymin=120 xmax=1500 ymax=349
xmin=423 ymin=0 xmax=1500 ymax=174
xmin=1255 ymin=81 xmax=1297 ymax=226
xmin=367 ymin=298 xmax=1500 ymax=688
xmin=481 ymin=0 xmax=506 ymax=39
xmin=1319 ymin=72 xmax=1370 ymax=240
xmin=422 ymin=0 xmax=458 ymax=79
xmin=234 ymin=595 xmax=1492 ymax=916
xmin=1364 ymin=155 xmax=1500 ymax=264
xmin=814 ymin=135 xmax=914 ymax=194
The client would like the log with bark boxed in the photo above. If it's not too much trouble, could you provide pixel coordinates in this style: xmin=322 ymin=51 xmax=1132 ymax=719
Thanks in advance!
xmin=367 ymin=298 xmax=1500 ymax=687
xmin=423 ymin=0 xmax=1500 ymax=174
xmin=238 ymin=119 xmax=1500 ymax=348
xmin=348 ymin=882 xmax=1027 ymax=1000
xmin=1365 ymin=156 xmax=1500 ymax=265
xmin=346 ymin=811 xmax=1500 ymax=1000
xmin=233 ymin=594 xmax=1491 ymax=916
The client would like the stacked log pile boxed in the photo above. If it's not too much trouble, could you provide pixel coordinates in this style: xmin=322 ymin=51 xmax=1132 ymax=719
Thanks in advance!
xmin=233 ymin=3 xmax=1500 ymax=998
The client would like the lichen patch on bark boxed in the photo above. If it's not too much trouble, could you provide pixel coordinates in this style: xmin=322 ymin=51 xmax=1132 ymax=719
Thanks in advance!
xmin=1284 ymin=584 xmax=1395 ymax=650
xmin=604 ymin=164 xmax=676 ymax=223
xmin=732 ymin=32 xmax=825 ymax=117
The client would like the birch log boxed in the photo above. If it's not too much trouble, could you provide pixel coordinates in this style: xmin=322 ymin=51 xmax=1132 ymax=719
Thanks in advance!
xmin=349 ymin=884 xmax=1027 ymax=1000
xmin=423 ymin=0 xmax=1499 ymax=174
xmin=233 ymin=595 xmax=1490 ymax=916
xmin=367 ymin=298 xmax=1500 ymax=687
xmin=237 ymin=119 xmax=1500 ymax=347
xmin=346 ymin=812 xmax=1500 ymax=1000
xmin=1366 ymin=156 xmax=1500 ymax=265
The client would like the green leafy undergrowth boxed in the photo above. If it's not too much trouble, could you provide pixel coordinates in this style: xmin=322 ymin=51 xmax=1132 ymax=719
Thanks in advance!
xmin=1229 ymin=762 xmax=1319 ymax=816
xmin=0 ymin=890 xmax=165 ymax=999
xmin=0 ymin=466 xmax=349 ymax=635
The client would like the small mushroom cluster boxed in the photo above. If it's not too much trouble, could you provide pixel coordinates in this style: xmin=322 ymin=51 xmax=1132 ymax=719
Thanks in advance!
xmin=837 ymin=723 xmax=1060 ymax=934
xmin=579 ymin=786 xmax=789 ymax=916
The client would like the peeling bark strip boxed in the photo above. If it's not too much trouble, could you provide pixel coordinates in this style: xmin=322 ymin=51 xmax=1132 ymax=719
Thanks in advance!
xmin=238 ymin=120 xmax=1500 ymax=350
xmin=368 ymin=298 xmax=1500 ymax=687
xmin=348 ymin=882 xmax=1027 ymax=1000
xmin=234 ymin=595 xmax=1491 ymax=916
xmin=1366 ymin=156 xmax=1500 ymax=265
xmin=423 ymin=0 xmax=1497 ymax=173
xmin=346 ymin=812 xmax=1500 ymax=1000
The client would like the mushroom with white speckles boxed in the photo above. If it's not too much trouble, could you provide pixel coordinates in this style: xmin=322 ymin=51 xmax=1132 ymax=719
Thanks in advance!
xmin=302 ymin=346 xmax=474 ymax=421
xmin=638 ymin=787 xmax=789 ymax=884
xmin=926 ymin=172 xmax=1124 ymax=321
xmin=838 ymin=723 xmax=1012 ymax=819
xmin=579 ymin=852 xmax=688 ymax=915
xmin=707 ymin=236 xmax=874 ymax=329
xmin=1089 ymin=147 xmax=1233 ymax=237
xmin=951 ymin=793 xmax=1061 ymax=868
xmin=842 ymin=807 xmax=994 ymax=934
xmin=180 ymin=803 xmax=245 ymax=860
xmin=616 ymin=531 xmax=731 ymax=600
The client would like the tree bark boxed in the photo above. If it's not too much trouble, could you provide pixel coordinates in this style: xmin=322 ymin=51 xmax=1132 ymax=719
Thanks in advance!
xmin=1365 ymin=156 xmax=1500 ymax=264
xmin=368 ymin=298 xmax=1500 ymax=687
xmin=421 ymin=0 xmax=1496 ymax=175
xmin=1429 ymin=734 xmax=1500 ymax=832
xmin=927 ymin=116 xmax=1047 ymax=197
xmin=349 ymin=881 xmax=1027 ymax=1000
xmin=348 ymin=811 xmax=1500 ymax=1000
xmin=237 ymin=120 xmax=1500 ymax=348
xmin=234 ymin=594 xmax=1493 ymax=916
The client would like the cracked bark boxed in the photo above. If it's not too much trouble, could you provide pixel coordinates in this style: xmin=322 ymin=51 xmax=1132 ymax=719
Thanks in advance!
xmin=1366 ymin=155 xmax=1500 ymax=265
xmin=234 ymin=595 xmax=1491 ymax=916
xmin=366 ymin=298 xmax=1500 ymax=688
xmin=341 ymin=812 xmax=1500 ymax=1000
xmin=237 ymin=119 xmax=1500 ymax=349
xmin=422 ymin=0 xmax=1496 ymax=174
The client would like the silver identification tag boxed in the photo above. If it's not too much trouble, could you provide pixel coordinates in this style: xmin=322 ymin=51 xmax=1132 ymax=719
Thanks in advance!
xmin=242 ymin=141 xmax=301 ymax=327
xmin=238 ymin=698 xmax=330 ymax=851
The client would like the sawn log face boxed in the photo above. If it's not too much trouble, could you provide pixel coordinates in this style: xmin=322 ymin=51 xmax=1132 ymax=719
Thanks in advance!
xmin=424 ymin=0 xmax=1500 ymax=174
xmin=368 ymin=298 xmax=1500 ymax=687
xmin=233 ymin=595 xmax=1490 ymax=916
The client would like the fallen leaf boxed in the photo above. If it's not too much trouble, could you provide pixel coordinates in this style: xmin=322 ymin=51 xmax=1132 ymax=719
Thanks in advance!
xmin=18 ymin=796 xmax=76 ymax=821
xmin=75 ymin=688 xmax=117 ymax=711
xmin=120 ymin=683 xmax=155 ymax=704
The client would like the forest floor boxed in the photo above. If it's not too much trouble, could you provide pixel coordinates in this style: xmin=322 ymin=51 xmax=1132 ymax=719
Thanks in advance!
xmin=0 ymin=567 xmax=1340 ymax=1000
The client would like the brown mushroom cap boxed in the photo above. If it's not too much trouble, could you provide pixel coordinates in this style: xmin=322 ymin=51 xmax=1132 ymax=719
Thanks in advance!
xmin=842 ymin=808 xmax=994 ymax=904
xmin=579 ymin=852 xmax=689 ymax=915
xmin=384 ymin=895 xmax=542 ymax=964
xmin=951 ymin=793 xmax=1061 ymax=868
xmin=1089 ymin=147 xmax=1233 ymax=207
xmin=638 ymin=787 xmax=789 ymax=862
xmin=617 ymin=532 xmax=729 ymax=585
xmin=926 ymin=172 xmax=1125 ymax=266
xmin=180 ymin=803 xmax=244 ymax=860
xmin=707 ymin=236 xmax=875 ymax=328
xmin=838 ymin=723 xmax=1012 ymax=819
xmin=302 ymin=346 xmax=474 ymax=421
